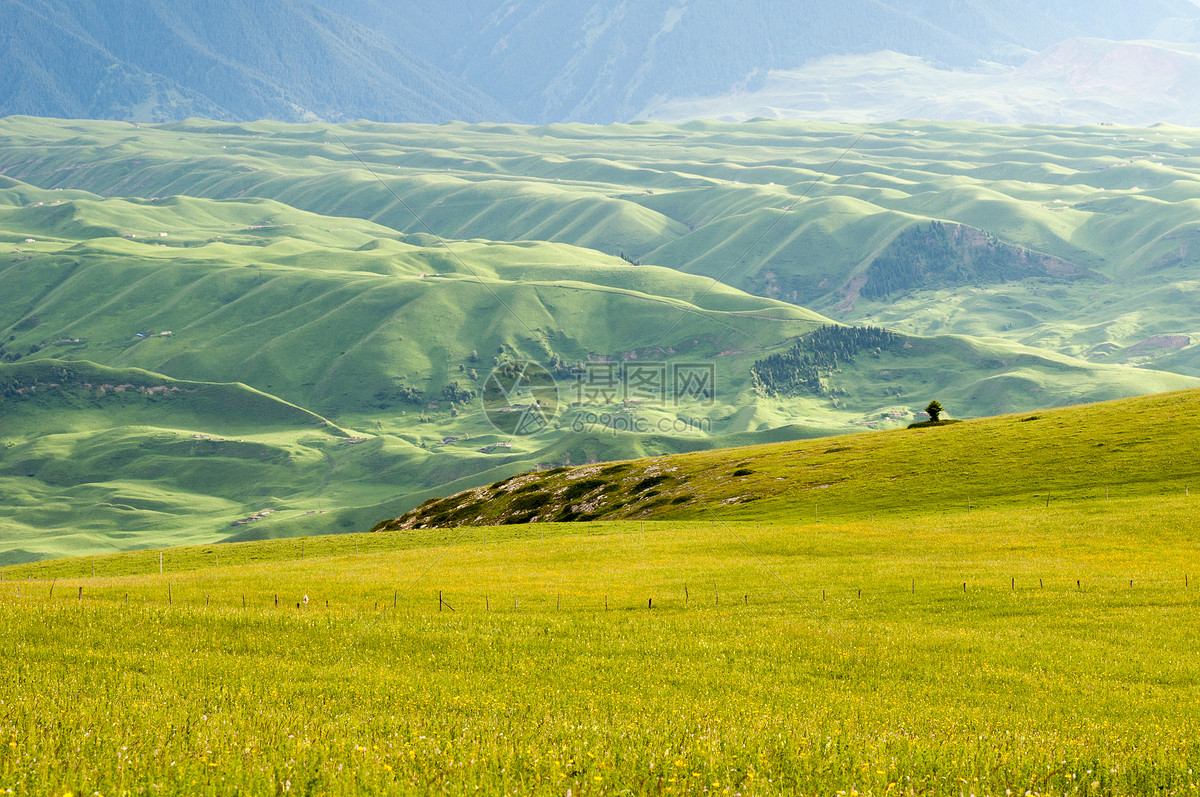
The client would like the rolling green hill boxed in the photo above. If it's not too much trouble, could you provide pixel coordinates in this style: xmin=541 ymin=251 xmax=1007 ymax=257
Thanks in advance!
xmin=2 ymin=117 xmax=1198 ymax=374
xmin=3 ymin=116 xmax=1200 ymax=560
xmin=378 ymin=386 xmax=1200 ymax=531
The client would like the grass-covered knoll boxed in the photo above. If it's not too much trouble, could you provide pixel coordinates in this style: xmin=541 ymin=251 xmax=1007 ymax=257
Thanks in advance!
xmin=2 ymin=117 xmax=1198 ymax=374
xmin=381 ymin=386 xmax=1200 ymax=530
xmin=1 ymin=493 xmax=1198 ymax=794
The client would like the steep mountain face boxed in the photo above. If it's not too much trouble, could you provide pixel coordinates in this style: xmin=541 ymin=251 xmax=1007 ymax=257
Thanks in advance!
xmin=0 ymin=0 xmax=511 ymax=123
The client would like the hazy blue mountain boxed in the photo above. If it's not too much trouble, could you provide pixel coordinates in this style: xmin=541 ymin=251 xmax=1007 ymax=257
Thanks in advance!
xmin=6 ymin=0 xmax=1200 ymax=125
xmin=315 ymin=0 xmax=1200 ymax=123
xmin=639 ymin=40 xmax=1200 ymax=127
xmin=0 ymin=0 xmax=511 ymax=123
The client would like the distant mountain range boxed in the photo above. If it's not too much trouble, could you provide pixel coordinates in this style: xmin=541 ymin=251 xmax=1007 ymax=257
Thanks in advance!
xmin=639 ymin=40 xmax=1200 ymax=127
xmin=5 ymin=0 xmax=1200 ymax=124
xmin=0 ymin=0 xmax=511 ymax=123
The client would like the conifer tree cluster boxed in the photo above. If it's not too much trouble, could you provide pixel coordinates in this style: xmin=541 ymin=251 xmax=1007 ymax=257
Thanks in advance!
xmin=751 ymin=325 xmax=901 ymax=397
xmin=860 ymin=221 xmax=1056 ymax=299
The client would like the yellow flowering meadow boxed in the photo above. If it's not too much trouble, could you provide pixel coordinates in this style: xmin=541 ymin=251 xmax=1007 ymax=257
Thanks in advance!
xmin=1 ymin=496 xmax=1198 ymax=795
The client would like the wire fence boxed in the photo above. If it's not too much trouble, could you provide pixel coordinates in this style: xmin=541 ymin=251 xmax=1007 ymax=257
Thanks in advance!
xmin=1 ymin=568 xmax=1193 ymax=618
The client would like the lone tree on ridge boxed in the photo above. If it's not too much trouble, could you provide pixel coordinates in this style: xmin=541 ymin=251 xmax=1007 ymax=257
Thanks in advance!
xmin=925 ymin=399 xmax=944 ymax=423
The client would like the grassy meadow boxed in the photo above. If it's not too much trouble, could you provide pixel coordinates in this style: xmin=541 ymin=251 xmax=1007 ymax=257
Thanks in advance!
xmin=2 ymin=494 xmax=1198 ymax=795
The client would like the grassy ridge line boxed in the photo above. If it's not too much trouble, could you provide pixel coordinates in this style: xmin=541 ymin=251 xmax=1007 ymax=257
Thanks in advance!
xmin=0 ymin=358 xmax=350 ymax=434
xmin=380 ymin=386 xmax=1200 ymax=530
xmin=0 ymin=359 xmax=363 ymax=560
xmin=1 ymin=499 xmax=1198 ymax=793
